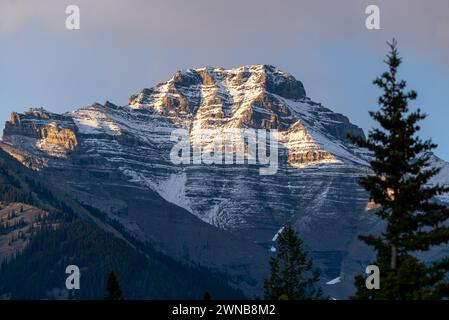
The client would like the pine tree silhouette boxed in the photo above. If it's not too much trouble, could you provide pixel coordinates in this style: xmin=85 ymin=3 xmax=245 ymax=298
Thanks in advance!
xmin=104 ymin=271 xmax=124 ymax=300
xmin=263 ymin=224 xmax=323 ymax=300
xmin=350 ymin=39 xmax=449 ymax=299
xmin=203 ymin=291 xmax=211 ymax=300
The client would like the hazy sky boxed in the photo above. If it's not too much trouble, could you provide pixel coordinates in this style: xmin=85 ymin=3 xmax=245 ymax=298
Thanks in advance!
xmin=1 ymin=0 xmax=449 ymax=159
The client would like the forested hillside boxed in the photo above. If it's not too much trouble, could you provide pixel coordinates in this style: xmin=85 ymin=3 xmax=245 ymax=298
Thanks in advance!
xmin=0 ymin=149 xmax=244 ymax=299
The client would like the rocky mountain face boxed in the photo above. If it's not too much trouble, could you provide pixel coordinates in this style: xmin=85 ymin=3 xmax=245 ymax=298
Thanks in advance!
xmin=1 ymin=64 xmax=448 ymax=298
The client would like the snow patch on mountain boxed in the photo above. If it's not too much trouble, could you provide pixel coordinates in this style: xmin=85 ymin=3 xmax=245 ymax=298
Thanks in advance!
xmin=326 ymin=277 xmax=341 ymax=285
xmin=71 ymin=106 xmax=122 ymax=135
xmin=156 ymin=173 xmax=192 ymax=212
xmin=272 ymin=226 xmax=285 ymax=242
xmin=122 ymin=168 xmax=192 ymax=213
xmin=205 ymin=204 xmax=220 ymax=225
xmin=279 ymin=97 xmax=369 ymax=167
xmin=429 ymin=154 xmax=449 ymax=203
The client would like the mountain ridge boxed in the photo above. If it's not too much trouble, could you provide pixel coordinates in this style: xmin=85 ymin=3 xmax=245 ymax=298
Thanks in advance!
xmin=1 ymin=64 xmax=448 ymax=298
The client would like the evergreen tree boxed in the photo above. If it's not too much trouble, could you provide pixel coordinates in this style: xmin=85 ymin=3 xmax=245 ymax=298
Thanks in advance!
xmin=351 ymin=40 xmax=449 ymax=299
xmin=104 ymin=271 xmax=124 ymax=300
xmin=263 ymin=224 xmax=323 ymax=300
xmin=203 ymin=291 xmax=211 ymax=300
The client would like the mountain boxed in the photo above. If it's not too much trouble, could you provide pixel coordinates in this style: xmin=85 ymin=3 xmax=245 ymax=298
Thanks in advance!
xmin=0 ymin=147 xmax=246 ymax=299
xmin=1 ymin=64 xmax=448 ymax=298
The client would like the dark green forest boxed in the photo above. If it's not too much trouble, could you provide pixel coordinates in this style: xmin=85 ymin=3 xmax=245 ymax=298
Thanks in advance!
xmin=0 ymin=150 xmax=244 ymax=299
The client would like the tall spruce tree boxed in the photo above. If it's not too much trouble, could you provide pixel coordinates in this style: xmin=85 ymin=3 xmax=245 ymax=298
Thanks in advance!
xmin=104 ymin=271 xmax=124 ymax=300
xmin=351 ymin=40 xmax=449 ymax=299
xmin=263 ymin=224 xmax=323 ymax=300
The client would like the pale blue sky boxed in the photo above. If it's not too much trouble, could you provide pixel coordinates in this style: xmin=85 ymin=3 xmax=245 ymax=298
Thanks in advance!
xmin=1 ymin=0 xmax=449 ymax=159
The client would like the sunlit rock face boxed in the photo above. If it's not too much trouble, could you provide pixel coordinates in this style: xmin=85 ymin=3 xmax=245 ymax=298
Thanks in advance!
xmin=2 ymin=108 xmax=78 ymax=169
xmin=2 ymin=64 xmax=448 ymax=298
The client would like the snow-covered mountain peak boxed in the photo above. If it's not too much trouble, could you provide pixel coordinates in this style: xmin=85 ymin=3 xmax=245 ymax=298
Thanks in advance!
xmin=2 ymin=65 xmax=448 ymax=297
xmin=129 ymin=64 xmax=306 ymax=111
xmin=3 ymin=65 xmax=370 ymax=171
xmin=124 ymin=65 xmax=367 ymax=168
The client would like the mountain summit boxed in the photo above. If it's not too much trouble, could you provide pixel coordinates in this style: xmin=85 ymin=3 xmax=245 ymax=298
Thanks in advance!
xmin=1 ymin=65 xmax=448 ymax=298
